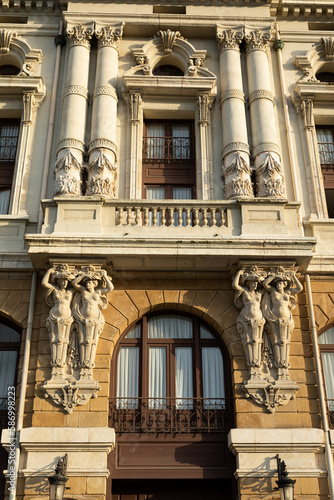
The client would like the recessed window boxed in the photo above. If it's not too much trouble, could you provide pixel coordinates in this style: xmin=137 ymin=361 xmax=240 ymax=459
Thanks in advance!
xmin=319 ymin=327 xmax=334 ymax=427
xmin=0 ymin=119 xmax=20 ymax=214
xmin=316 ymin=127 xmax=334 ymax=217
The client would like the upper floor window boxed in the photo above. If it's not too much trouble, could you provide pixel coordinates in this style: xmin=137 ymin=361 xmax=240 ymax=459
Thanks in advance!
xmin=152 ymin=65 xmax=184 ymax=76
xmin=110 ymin=313 xmax=231 ymax=434
xmin=319 ymin=326 xmax=334 ymax=426
xmin=0 ymin=120 xmax=20 ymax=214
xmin=316 ymin=127 xmax=334 ymax=217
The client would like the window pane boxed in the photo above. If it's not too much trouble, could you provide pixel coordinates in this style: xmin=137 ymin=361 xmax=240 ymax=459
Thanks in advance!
xmin=146 ymin=123 xmax=165 ymax=159
xmin=0 ymin=351 xmax=17 ymax=402
xmin=319 ymin=327 xmax=334 ymax=345
xmin=0 ymin=189 xmax=10 ymax=215
xmin=0 ymin=324 xmax=20 ymax=342
xmin=117 ymin=346 xmax=139 ymax=408
xmin=175 ymin=347 xmax=193 ymax=408
xmin=202 ymin=347 xmax=225 ymax=409
xmin=316 ymin=128 xmax=334 ymax=165
xmin=200 ymin=325 xmax=215 ymax=339
xmin=172 ymin=123 xmax=191 ymax=160
xmin=125 ymin=324 xmax=141 ymax=339
xmin=148 ymin=314 xmax=193 ymax=339
xmin=149 ymin=346 xmax=166 ymax=408
xmin=0 ymin=123 xmax=20 ymax=162
xmin=321 ymin=352 xmax=334 ymax=411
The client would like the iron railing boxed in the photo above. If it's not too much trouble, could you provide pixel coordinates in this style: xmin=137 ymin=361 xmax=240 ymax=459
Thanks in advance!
xmin=109 ymin=397 xmax=233 ymax=434
xmin=0 ymin=136 xmax=18 ymax=162
xmin=143 ymin=136 xmax=194 ymax=163
xmin=318 ymin=142 xmax=334 ymax=168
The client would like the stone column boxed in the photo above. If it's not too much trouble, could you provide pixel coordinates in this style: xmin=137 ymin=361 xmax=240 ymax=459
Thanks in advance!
xmin=197 ymin=92 xmax=213 ymax=200
xmin=87 ymin=23 xmax=124 ymax=197
xmin=216 ymin=26 xmax=252 ymax=200
xmin=54 ymin=23 xmax=93 ymax=197
xmin=245 ymin=27 xmax=285 ymax=198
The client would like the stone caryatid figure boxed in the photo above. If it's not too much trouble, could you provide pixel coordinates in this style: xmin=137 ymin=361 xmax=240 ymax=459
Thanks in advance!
xmin=42 ymin=264 xmax=77 ymax=379
xmin=72 ymin=267 xmax=113 ymax=379
xmin=232 ymin=266 xmax=266 ymax=377
xmin=262 ymin=269 xmax=303 ymax=378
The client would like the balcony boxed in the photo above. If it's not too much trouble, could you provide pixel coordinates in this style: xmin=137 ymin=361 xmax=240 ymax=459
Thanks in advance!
xmin=108 ymin=397 xmax=233 ymax=434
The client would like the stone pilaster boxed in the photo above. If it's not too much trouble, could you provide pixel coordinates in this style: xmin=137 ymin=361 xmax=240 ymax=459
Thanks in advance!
xmin=54 ymin=23 xmax=93 ymax=197
xmin=245 ymin=27 xmax=285 ymax=198
xmin=87 ymin=23 xmax=124 ymax=198
xmin=217 ymin=26 xmax=252 ymax=199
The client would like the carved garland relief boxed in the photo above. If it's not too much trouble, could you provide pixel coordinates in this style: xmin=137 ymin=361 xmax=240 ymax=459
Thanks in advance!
xmin=42 ymin=263 xmax=113 ymax=413
xmin=232 ymin=265 xmax=303 ymax=412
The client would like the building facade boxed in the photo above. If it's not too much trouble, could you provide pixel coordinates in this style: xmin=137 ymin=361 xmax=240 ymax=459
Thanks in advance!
xmin=1 ymin=0 xmax=334 ymax=499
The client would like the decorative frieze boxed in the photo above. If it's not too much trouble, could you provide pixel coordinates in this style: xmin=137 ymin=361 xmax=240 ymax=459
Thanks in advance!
xmin=221 ymin=89 xmax=245 ymax=105
xmin=222 ymin=153 xmax=253 ymax=199
xmin=57 ymin=138 xmax=85 ymax=154
xmin=66 ymin=24 xmax=94 ymax=48
xmin=53 ymin=150 xmax=82 ymax=197
xmin=216 ymin=26 xmax=243 ymax=52
xmin=95 ymin=23 xmax=124 ymax=50
xmin=86 ymin=150 xmax=117 ymax=198
xmin=321 ymin=37 xmax=334 ymax=61
xmin=244 ymin=28 xmax=272 ymax=53
xmin=252 ymin=142 xmax=281 ymax=158
xmin=248 ymin=89 xmax=274 ymax=105
xmin=256 ymin=153 xmax=285 ymax=198
xmin=222 ymin=142 xmax=250 ymax=158
xmin=42 ymin=263 xmax=114 ymax=413
xmin=63 ymin=85 xmax=89 ymax=100
xmin=93 ymin=86 xmax=118 ymax=100
xmin=232 ymin=265 xmax=303 ymax=412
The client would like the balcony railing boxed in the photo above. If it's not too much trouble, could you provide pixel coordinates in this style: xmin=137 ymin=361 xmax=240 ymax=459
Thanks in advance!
xmin=109 ymin=397 xmax=233 ymax=434
xmin=116 ymin=201 xmax=227 ymax=227
xmin=0 ymin=136 xmax=18 ymax=163
xmin=143 ymin=136 xmax=194 ymax=163
xmin=318 ymin=142 xmax=334 ymax=168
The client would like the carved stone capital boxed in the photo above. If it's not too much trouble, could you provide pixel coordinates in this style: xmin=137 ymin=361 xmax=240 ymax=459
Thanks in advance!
xmin=95 ymin=23 xmax=124 ymax=50
xmin=244 ymin=28 xmax=272 ymax=53
xmin=216 ymin=26 xmax=243 ymax=52
xmin=0 ymin=28 xmax=17 ymax=53
xmin=222 ymin=153 xmax=253 ymax=199
xmin=321 ymin=37 xmax=334 ymax=61
xmin=255 ymin=153 xmax=285 ymax=198
xmin=300 ymin=99 xmax=314 ymax=129
xmin=66 ymin=24 xmax=94 ymax=48
xmin=156 ymin=29 xmax=183 ymax=54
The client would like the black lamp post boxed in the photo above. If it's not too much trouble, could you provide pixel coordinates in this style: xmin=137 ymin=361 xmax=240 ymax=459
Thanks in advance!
xmin=48 ymin=454 xmax=68 ymax=500
xmin=276 ymin=454 xmax=296 ymax=500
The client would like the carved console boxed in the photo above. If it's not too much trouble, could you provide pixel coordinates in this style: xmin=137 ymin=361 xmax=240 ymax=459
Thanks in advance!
xmin=232 ymin=264 xmax=303 ymax=412
xmin=42 ymin=262 xmax=113 ymax=413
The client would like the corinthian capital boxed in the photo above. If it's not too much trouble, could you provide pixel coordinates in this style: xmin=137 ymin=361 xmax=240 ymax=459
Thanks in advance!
xmin=216 ymin=26 xmax=243 ymax=52
xmin=95 ymin=22 xmax=124 ymax=49
xmin=66 ymin=23 xmax=94 ymax=48
xmin=244 ymin=27 xmax=272 ymax=53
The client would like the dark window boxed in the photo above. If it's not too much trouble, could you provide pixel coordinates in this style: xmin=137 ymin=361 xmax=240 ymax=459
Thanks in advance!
xmin=319 ymin=327 xmax=334 ymax=428
xmin=0 ymin=120 xmax=20 ymax=214
xmin=0 ymin=65 xmax=20 ymax=76
xmin=0 ymin=319 xmax=20 ymax=500
xmin=152 ymin=65 xmax=184 ymax=76
xmin=317 ymin=72 xmax=334 ymax=83
xmin=316 ymin=127 xmax=334 ymax=217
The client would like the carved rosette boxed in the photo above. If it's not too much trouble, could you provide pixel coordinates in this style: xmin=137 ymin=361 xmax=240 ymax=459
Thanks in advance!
xmin=223 ymin=153 xmax=253 ymax=199
xmin=42 ymin=263 xmax=114 ymax=413
xmin=244 ymin=28 xmax=272 ymax=54
xmin=86 ymin=150 xmax=117 ymax=198
xmin=255 ymin=154 xmax=285 ymax=198
xmin=53 ymin=150 xmax=82 ymax=196
xmin=66 ymin=24 xmax=94 ymax=49
xmin=232 ymin=265 xmax=302 ymax=412
xmin=95 ymin=23 xmax=124 ymax=50
xmin=216 ymin=27 xmax=243 ymax=52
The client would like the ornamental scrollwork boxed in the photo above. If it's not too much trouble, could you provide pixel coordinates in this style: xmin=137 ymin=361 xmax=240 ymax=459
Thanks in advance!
xmin=244 ymin=28 xmax=272 ymax=53
xmin=95 ymin=23 xmax=124 ymax=49
xmin=53 ymin=150 xmax=82 ymax=196
xmin=222 ymin=153 xmax=253 ymax=199
xmin=256 ymin=153 xmax=285 ymax=198
xmin=216 ymin=27 xmax=243 ymax=51
xmin=157 ymin=29 xmax=183 ymax=54
xmin=0 ymin=28 xmax=17 ymax=53
xmin=321 ymin=37 xmax=334 ymax=61
xmin=86 ymin=150 xmax=117 ymax=198
xmin=66 ymin=24 xmax=94 ymax=48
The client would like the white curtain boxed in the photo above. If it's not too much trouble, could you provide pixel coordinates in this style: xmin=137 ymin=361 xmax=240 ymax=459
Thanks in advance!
xmin=149 ymin=346 xmax=166 ymax=408
xmin=0 ymin=350 xmax=17 ymax=408
xmin=321 ymin=353 xmax=334 ymax=410
xmin=0 ymin=189 xmax=10 ymax=214
xmin=147 ymin=187 xmax=165 ymax=226
xmin=202 ymin=347 xmax=225 ymax=409
xmin=117 ymin=346 xmax=139 ymax=408
xmin=0 ymin=123 xmax=19 ymax=161
xmin=148 ymin=314 xmax=192 ymax=339
xmin=125 ymin=323 xmax=141 ymax=339
xmin=200 ymin=325 xmax=214 ymax=339
xmin=147 ymin=123 xmax=164 ymax=159
xmin=319 ymin=327 xmax=334 ymax=344
xmin=316 ymin=128 xmax=334 ymax=165
xmin=175 ymin=347 xmax=193 ymax=408
xmin=172 ymin=187 xmax=192 ymax=227
xmin=172 ymin=123 xmax=190 ymax=159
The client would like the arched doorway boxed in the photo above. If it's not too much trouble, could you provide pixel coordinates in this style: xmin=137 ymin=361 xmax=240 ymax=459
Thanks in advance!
xmin=108 ymin=311 xmax=236 ymax=499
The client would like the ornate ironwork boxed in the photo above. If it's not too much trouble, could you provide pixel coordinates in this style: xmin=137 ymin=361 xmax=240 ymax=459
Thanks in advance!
xmin=109 ymin=397 xmax=233 ymax=434
xmin=318 ymin=142 xmax=334 ymax=168
xmin=0 ymin=135 xmax=18 ymax=162
xmin=143 ymin=136 xmax=194 ymax=163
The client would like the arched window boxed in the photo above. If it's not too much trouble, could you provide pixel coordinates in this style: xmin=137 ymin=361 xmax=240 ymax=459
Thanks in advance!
xmin=0 ymin=319 xmax=21 ymax=500
xmin=319 ymin=327 xmax=334 ymax=422
xmin=110 ymin=312 xmax=231 ymax=433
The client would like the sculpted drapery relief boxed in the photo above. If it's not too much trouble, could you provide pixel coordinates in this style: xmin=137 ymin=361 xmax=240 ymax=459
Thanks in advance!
xmin=42 ymin=263 xmax=113 ymax=413
xmin=232 ymin=265 xmax=303 ymax=412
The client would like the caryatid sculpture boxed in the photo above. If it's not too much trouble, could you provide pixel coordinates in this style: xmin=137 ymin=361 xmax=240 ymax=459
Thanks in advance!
xmin=263 ymin=269 xmax=303 ymax=379
xmin=232 ymin=266 xmax=266 ymax=377
xmin=42 ymin=264 xmax=77 ymax=380
xmin=72 ymin=267 xmax=114 ymax=380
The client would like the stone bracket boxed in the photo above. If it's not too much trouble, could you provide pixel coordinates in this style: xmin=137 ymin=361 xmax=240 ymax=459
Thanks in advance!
xmin=242 ymin=378 xmax=300 ymax=413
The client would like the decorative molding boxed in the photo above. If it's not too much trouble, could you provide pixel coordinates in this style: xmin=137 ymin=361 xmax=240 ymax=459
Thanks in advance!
xmin=95 ymin=22 xmax=124 ymax=50
xmin=222 ymin=142 xmax=250 ymax=158
xmin=216 ymin=26 xmax=243 ymax=52
xmin=156 ymin=28 xmax=183 ymax=54
xmin=42 ymin=263 xmax=114 ymax=412
xmin=22 ymin=91 xmax=34 ymax=124
xmin=255 ymin=153 xmax=285 ymax=198
xmin=93 ymin=86 xmax=118 ymax=100
xmin=130 ymin=92 xmax=141 ymax=123
xmin=0 ymin=28 xmax=17 ymax=53
xmin=88 ymin=139 xmax=117 ymax=157
xmin=244 ymin=27 xmax=272 ymax=53
xmin=57 ymin=138 xmax=85 ymax=154
xmin=252 ymin=142 xmax=281 ymax=158
xmin=86 ymin=150 xmax=117 ymax=198
xmin=66 ymin=24 xmax=94 ymax=49
xmin=221 ymin=89 xmax=244 ymax=105
xmin=248 ymin=89 xmax=274 ymax=105
xmin=63 ymin=85 xmax=89 ymax=100
xmin=197 ymin=93 xmax=211 ymax=126
xmin=53 ymin=150 xmax=82 ymax=197
xmin=222 ymin=152 xmax=253 ymax=199
xmin=232 ymin=265 xmax=302 ymax=411
xmin=321 ymin=37 xmax=334 ymax=61
xmin=300 ymin=99 xmax=314 ymax=129
xmin=0 ymin=29 xmax=41 ymax=75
